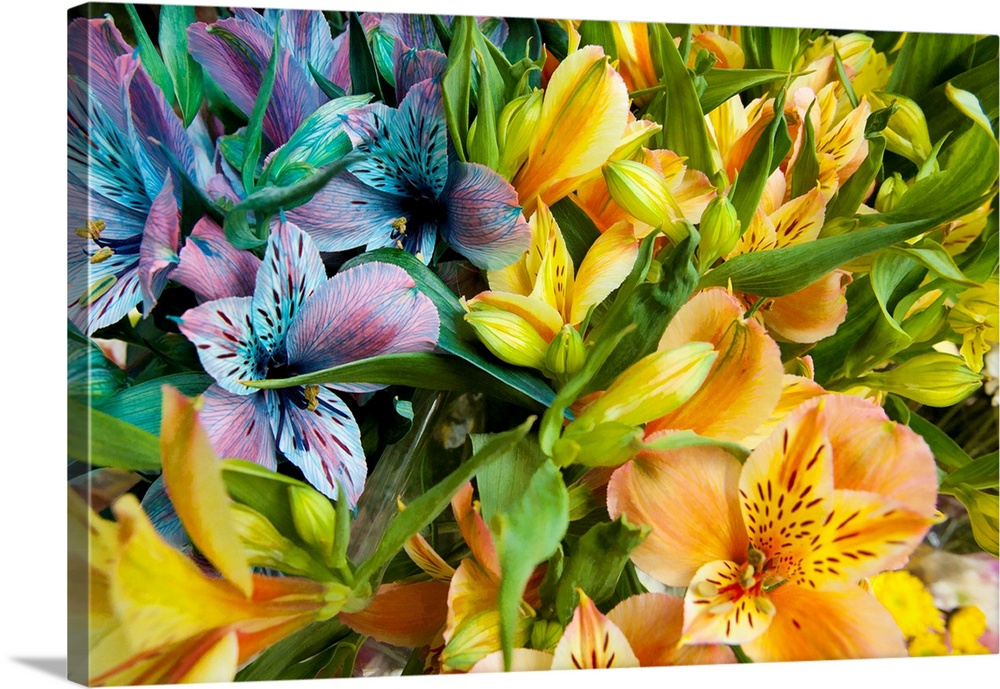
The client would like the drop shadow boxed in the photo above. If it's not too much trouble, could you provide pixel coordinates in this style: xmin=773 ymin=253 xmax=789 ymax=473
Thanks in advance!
xmin=10 ymin=657 xmax=67 ymax=679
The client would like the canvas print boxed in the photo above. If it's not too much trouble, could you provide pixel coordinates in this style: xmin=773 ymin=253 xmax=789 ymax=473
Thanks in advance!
xmin=67 ymin=3 xmax=999 ymax=685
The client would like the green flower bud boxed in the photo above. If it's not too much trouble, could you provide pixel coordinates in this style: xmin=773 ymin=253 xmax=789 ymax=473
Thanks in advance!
xmin=603 ymin=160 xmax=683 ymax=230
xmin=870 ymin=91 xmax=933 ymax=165
xmin=553 ymin=421 xmax=642 ymax=468
xmin=544 ymin=324 xmax=587 ymax=379
xmin=497 ymin=90 xmax=543 ymax=180
xmin=230 ymin=503 xmax=331 ymax=580
xmin=530 ymin=618 xmax=565 ymax=652
xmin=863 ymin=352 xmax=983 ymax=406
xmin=464 ymin=306 xmax=551 ymax=370
xmin=875 ymin=173 xmax=908 ymax=213
xmin=288 ymin=485 xmax=338 ymax=564
xmin=697 ymin=194 xmax=741 ymax=271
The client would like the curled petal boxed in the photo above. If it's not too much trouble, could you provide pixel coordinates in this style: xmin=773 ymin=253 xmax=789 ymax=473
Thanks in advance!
xmin=394 ymin=46 xmax=447 ymax=100
xmin=340 ymin=580 xmax=450 ymax=647
xmin=138 ymin=176 xmax=181 ymax=314
xmin=551 ymin=592 xmax=639 ymax=670
xmin=763 ymin=270 xmax=851 ymax=343
xmin=452 ymin=483 xmax=500 ymax=577
xmin=173 ymin=218 xmax=261 ymax=303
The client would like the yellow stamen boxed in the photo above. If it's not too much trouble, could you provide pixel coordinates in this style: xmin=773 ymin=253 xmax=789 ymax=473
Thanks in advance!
xmin=754 ymin=597 xmax=776 ymax=617
xmin=693 ymin=581 xmax=719 ymax=598
xmin=75 ymin=218 xmax=106 ymax=240
xmin=391 ymin=217 xmax=407 ymax=235
xmin=90 ymin=246 xmax=114 ymax=264
xmin=739 ymin=564 xmax=756 ymax=589
xmin=303 ymin=385 xmax=320 ymax=412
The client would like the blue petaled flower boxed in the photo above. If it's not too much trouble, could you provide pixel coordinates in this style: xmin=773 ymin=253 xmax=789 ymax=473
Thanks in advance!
xmin=288 ymin=78 xmax=531 ymax=269
xmin=67 ymin=18 xmax=202 ymax=334
xmin=176 ymin=220 xmax=440 ymax=505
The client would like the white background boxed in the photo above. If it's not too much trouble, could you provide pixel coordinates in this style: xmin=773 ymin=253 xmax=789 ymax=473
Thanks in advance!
xmin=1 ymin=0 xmax=998 ymax=687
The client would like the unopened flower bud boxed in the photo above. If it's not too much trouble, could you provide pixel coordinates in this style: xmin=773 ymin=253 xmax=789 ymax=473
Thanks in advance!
xmin=603 ymin=159 xmax=683 ymax=230
xmin=869 ymin=91 xmax=933 ymax=165
xmin=464 ymin=305 xmax=551 ymax=370
xmin=552 ymin=421 xmax=642 ymax=468
xmin=875 ymin=173 xmax=908 ymax=213
xmin=698 ymin=194 xmax=741 ymax=271
xmin=530 ymin=618 xmax=565 ymax=652
xmin=544 ymin=324 xmax=587 ymax=379
xmin=289 ymin=485 xmax=338 ymax=564
xmin=863 ymin=352 xmax=982 ymax=406
xmin=230 ymin=502 xmax=331 ymax=580
xmin=498 ymin=90 xmax=543 ymax=180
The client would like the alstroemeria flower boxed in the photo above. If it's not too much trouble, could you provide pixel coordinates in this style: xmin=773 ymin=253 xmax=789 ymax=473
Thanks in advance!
xmin=175 ymin=220 xmax=439 ymax=504
xmin=285 ymin=78 xmax=529 ymax=269
xmin=72 ymin=387 xmax=348 ymax=686
xmin=470 ymin=591 xmax=734 ymax=672
xmin=609 ymin=394 xmax=939 ymax=661
xmin=68 ymin=18 xmax=201 ymax=334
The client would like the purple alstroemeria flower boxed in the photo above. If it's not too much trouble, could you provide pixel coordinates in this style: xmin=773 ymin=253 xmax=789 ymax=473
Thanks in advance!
xmin=287 ymin=79 xmax=531 ymax=270
xmin=176 ymin=220 xmax=439 ymax=505
xmin=67 ymin=18 xmax=201 ymax=334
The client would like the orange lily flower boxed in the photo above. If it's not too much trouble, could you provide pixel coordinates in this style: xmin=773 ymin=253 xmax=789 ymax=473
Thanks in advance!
xmin=608 ymin=394 xmax=939 ymax=661
xmin=74 ymin=387 xmax=349 ymax=686
xmin=469 ymin=591 xmax=734 ymax=672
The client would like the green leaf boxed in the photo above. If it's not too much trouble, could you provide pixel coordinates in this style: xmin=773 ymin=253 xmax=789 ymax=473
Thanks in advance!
xmin=887 ymin=32 xmax=976 ymax=100
xmin=468 ymin=48 xmax=500 ymax=168
xmin=550 ymin=197 xmax=601 ymax=268
xmin=908 ymin=413 xmax=973 ymax=471
xmin=316 ymin=634 xmax=365 ymax=678
xmin=940 ymin=451 xmax=999 ymax=493
xmin=825 ymin=134 xmax=887 ymax=222
xmin=348 ymin=12 xmax=384 ymax=101
xmin=729 ymin=88 xmax=790 ymax=230
xmin=241 ymin=29 xmax=281 ymax=195
xmin=648 ymin=24 xmax=717 ymax=176
xmin=67 ymin=332 xmax=127 ymax=400
xmin=578 ymin=20 xmax=617 ymax=60
xmin=743 ymin=26 xmax=800 ymax=72
xmin=471 ymin=433 xmax=546 ymax=525
xmin=790 ymin=100 xmax=819 ymax=199
xmin=343 ymin=249 xmax=557 ymax=410
xmin=503 ymin=18 xmax=542 ymax=64
xmin=124 ymin=4 xmax=174 ymax=107
xmin=159 ymin=5 xmax=203 ymax=127
xmin=370 ymin=29 xmax=396 ymax=87
xmin=699 ymin=68 xmax=793 ymax=114
xmin=832 ymin=45 xmax=859 ymax=110
xmin=553 ymin=518 xmax=648 ymax=624
xmin=922 ymin=58 xmax=999 ymax=145
xmin=700 ymin=196 xmax=989 ymax=297
xmin=495 ymin=460 xmax=569 ymax=670
xmin=442 ymin=16 xmax=475 ymax=161
xmin=353 ymin=417 xmax=536 ymax=589
xmin=235 ymin=618 xmax=350 ymax=682
xmin=891 ymin=238 xmax=977 ymax=287
xmin=951 ymin=485 xmax=999 ymax=557
xmin=586 ymin=227 xmax=700 ymax=390
xmin=68 ymin=399 xmax=161 ymax=472
xmin=94 ymin=373 xmax=212 ymax=434
xmin=309 ymin=62 xmax=347 ymax=100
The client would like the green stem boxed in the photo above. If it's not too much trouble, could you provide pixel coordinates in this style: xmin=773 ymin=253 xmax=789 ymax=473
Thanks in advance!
xmin=732 ymin=645 xmax=754 ymax=663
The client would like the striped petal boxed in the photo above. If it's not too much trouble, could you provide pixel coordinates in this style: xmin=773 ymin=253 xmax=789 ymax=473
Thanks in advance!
xmin=741 ymin=583 xmax=907 ymax=662
xmin=177 ymin=297 xmax=265 ymax=396
xmin=452 ymin=483 xmax=500 ymax=577
xmin=199 ymin=385 xmax=277 ymax=469
xmin=465 ymin=292 xmax=564 ymax=343
xmin=138 ymin=175 xmax=181 ymax=314
xmin=525 ymin=200 xmax=573 ymax=315
xmin=551 ymin=592 xmax=639 ymax=670
xmin=173 ymin=218 xmax=262 ymax=303
xmin=769 ymin=187 xmax=826 ymax=248
xmin=67 ymin=18 xmax=131 ymax=127
xmin=763 ymin=270 xmax=851 ymax=343
xmin=570 ymin=220 xmax=638 ymax=325
xmin=284 ymin=261 xmax=440 ymax=387
xmin=273 ymin=385 xmax=367 ymax=505
xmin=682 ymin=560 xmax=774 ymax=645
xmin=251 ymin=221 xmax=327 ymax=357
xmin=607 ymin=444 xmax=748 ymax=587
xmin=394 ymin=46 xmax=447 ymax=100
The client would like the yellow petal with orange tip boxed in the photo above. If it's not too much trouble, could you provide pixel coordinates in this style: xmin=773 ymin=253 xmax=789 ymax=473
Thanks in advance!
xmin=692 ymin=31 xmax=745 ymax=69
xmin=340 ymin=580 xmax=451 ymax=647
xmin=728 ymin=209 xmax=777 ymax=258
xmin=706 ymin=94 xmax=749 ymax=167
xmin=769 ymin=186 xmax=826 ymax=248
xmin=486 ymin=255 xmax=533 ymax=296
xmin=611 ymin=22 xmax=659 ymax=94
xmin=514 ymin=45 xmax=630 ymax=212
xmin=650 ymin=288 xmax=784 ymax=442
xmin=159 ymin=385 xmax=252 ymax=597
xmin=741 ymin=582 xmax=907 ymax=662
xmin=570 ymin=220 xmax=638 ymax=324
xmin=607 ymin=443 xmax=748 ymax=587
xmin=404 ymin=531 xmax=456 ymax=581
xmin=607 ymin=592 xmax=735 ymax=666
xmin=452 ymin=483 xmax=501 ymax=576
xmin=466 ymin=291 xmax=564 ymax=343
xmin=550 ymin=591 xmax=639 ymax=670
xmin=175 ymin=630 xmax=240 ymax=684
xmin=818 ymin=99 xmax=871 ymax=184
xmin=763 ymin=270 xmax=851 ymax=343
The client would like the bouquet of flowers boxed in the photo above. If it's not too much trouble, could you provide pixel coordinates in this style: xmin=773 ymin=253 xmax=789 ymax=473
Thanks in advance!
xmin=67 ymin=4 xmax=999 ymax=685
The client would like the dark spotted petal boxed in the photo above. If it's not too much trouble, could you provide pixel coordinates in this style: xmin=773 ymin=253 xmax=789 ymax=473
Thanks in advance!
xmin=286 ymin=171 xmax=406 ymax=252
xmin=273 ymin=385 xmax=366 ymax=505
xmin=285 ymin=261 xmax=440 ymax=385
xmin=200 ymin=384 xmax=278 ymax=469
xmin=138 ymin=175 xmax=181 ymax=314
xmin=187 ymin=18 xmax=321 ymax=146
xmin=173 ymin=218 xmax=261 ymax=302
xmin=394 ymin=46 xmax=446 ymax=101
xmin=251 ymin=220 xmax=326 ymax=357
xmin=176 ymin=296 xmax=264 ymax=396
xmin=441 ymin=162 xmax=531 ymax=269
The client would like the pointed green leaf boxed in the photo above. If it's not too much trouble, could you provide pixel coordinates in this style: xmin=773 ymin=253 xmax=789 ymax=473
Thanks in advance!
xmin=242 ymin=29 xmax=280 ymax=194
xmin=159 ymin=5 xmax=203 ymax=127
xmin=471 ymin=433 xmax=546 ymax=525
xmin=442 ymin=16 xmax=475 ymax=161
xmin=699 ymin=68 xmax=793 ymax=114
xmin=729 ymin=88 xmax=790 ymax=230
xmin=888 ymin=32 xmax=976 ymax=100
xmin=348 ymin=12 xmax=385 ymax=101
xmin=124 ymin=4 xmax=174 ymax=107
xmin=94 ymin=373 xmax=213 ymax=434
xmin=68 ymin=399 xmax=161 ymax=471
xmin=940 ymin=451 xmax=999 ymax=493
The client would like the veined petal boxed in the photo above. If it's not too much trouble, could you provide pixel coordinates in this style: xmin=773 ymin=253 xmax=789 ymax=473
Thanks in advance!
xmin=682 ymin=560 xmax=774 ymax=645
xmin=275 ymin=9 xmax=337 ymax=80
xmin=452 ymin=483 xmax=500 ymax=577
xmin=650 ymin=289 xmax=784 ymax=442
xmin=273 ymin=385 xmax=366 ymax=505
xmin=515 ymin=45 xmax=630 ymax=209
xmin=441 ymin=559 xmax=505 ymax=672
xmin=465 ymin=292 xmax=564 ymax=343
xmin=442 ymin=162 xmax=531 ymax=270
xmin=251 ymin=220 xmax=327 ymax=356
xmin=173 ymin=218 xmax=261 ymax=303
xmin=570 ymin=221 xmax=638 ymax=324
xmin=285 ymin=261 xmax=439 ymax=382
xmin=763 ymin=270 xmax=851 ymax=343
xmin=550 ymin=592 xmax=639 ymax=670
xmin=818 ymin=100 xmax=871 ymax=184
xmin=607 ymin=593 xmax=735 ymax=666
xmin=608 ymin=445 xmax=748 ymax=586
xmin=394 ymin=46 xmax=447 ymax=100
xmin=340 ymin=580 xmax=450 ymax=647
xmin=741 ymin=582 xmax=907 ymax=661
xmin=177 ymin=297 xmax=264 ymax=396
xmin=526 ymin=201 xmax=574 ymax=315
xmin=728 ymin=209 xmax=777 ymax=258
xmin=160 ymin=386 xmax=253 ymax=597
xmin=67 ymin=18 xmax=131 ymax=127
xmin=199 ymin=385 xmax=277 ymax=469
xmin=769 ymin=186 xmax=826 ymax=248
xmin=405 ymin=532 xmax=456 ymax=581
xmin=138 ymin=176 xmax=181 ymax=315
xmin=287 ymin=171 xmax=407 ymax=252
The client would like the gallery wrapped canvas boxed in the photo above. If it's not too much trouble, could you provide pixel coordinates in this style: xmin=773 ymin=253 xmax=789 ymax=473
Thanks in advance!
xmin=67 ymin=2 xmax=999 ymax=685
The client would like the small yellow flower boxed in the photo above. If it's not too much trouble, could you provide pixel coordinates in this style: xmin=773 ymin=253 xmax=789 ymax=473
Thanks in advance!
xmin=871 ymin=570 xmax=945 ymax=639
xmin=948 ymin=606 xmax=991 ymax=655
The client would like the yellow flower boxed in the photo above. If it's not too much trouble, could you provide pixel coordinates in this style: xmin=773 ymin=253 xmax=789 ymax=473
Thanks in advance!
xmin=871 ymin=570 xmax=945 ymax=639
xmin=948 ymin=606 xmax=991 ymax=655
xmin=949 ymin=276 xmax=999 ymax=373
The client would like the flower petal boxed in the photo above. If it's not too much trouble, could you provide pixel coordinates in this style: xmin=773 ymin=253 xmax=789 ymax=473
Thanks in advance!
xmin=741 ymin=582 xmax=907 ymax=661
xmin=607 ymin=592 xmax=735 ymax=666
xmin=570 ymin=221 xmax=638 ymax=324
xmin=466 ymin=291 xmax=564 ymax=343
xmin=199 ymin=385 xmax=277 ymax=469
xmin=394 ymin=46 xmax=447 ymax=100
xmin=251 ymin=220 xmax=327 ymax=356
xmin=608 ymin=444 xmax=748 ymax=586
xmin=138 ymin=175 xmax=181 ymax=314
xmin=177 ymin=297 xmax=264 ymax=396
xmin=160 ymin=386 xmax=253 ymax=597
xmin=173 ymin=218 xmax=262 ymax=303
xmin=469 ymin=649 xmax=553 ymax=672
xmin=273 ymin=385 xmax=367 ymax=505
xmin=441 ymin=559 xmax=504 ymax=672
xmin=551 ymin=591 xmax=640 ymax=670
xmin=769 ymin=187 xmax=826 ymax=248
xmin=682 ymin=560 xmax=774 ymax=645
xmin=284 ymin=261 xmax=440 ymax=386
xmin=340 ymin=580 xmax=450 ymax=647
xmin=68 ymin=18 xmax=131 ymax=126
xmin=763 ymin=270 xmax=851 ymax=343
xmin=452 ymin=483 xmax=500 ymax=577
